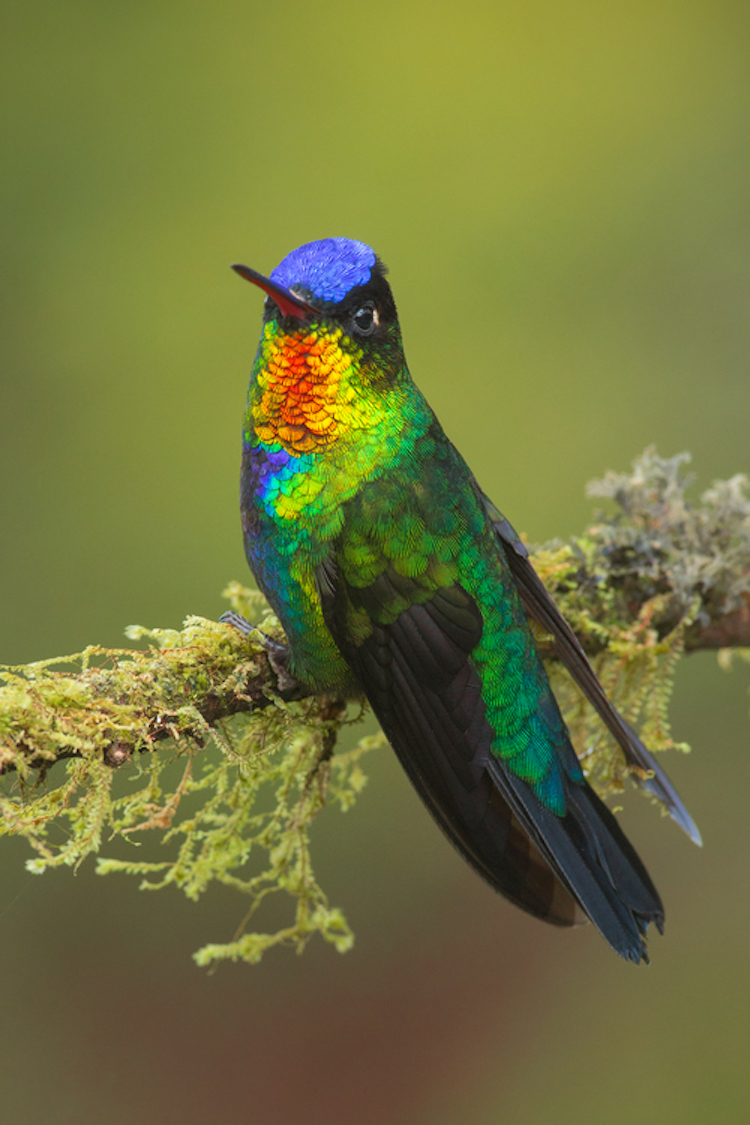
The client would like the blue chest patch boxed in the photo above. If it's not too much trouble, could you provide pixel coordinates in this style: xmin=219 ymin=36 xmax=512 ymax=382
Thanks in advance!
xmin=243 ymin=440 xmax=309 ymax=507
xmin=270 ymin=238 xmax=376 ymax=304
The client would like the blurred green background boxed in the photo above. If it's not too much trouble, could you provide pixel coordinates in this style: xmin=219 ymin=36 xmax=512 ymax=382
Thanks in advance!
xmin=2 ymin=1 xmax=750 ymax=1122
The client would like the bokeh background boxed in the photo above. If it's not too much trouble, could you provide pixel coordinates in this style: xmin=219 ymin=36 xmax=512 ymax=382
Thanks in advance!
xmin=2 ymin=2 xmax=750 ymax=1122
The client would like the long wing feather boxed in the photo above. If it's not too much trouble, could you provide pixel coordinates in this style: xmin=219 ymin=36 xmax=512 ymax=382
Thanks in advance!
xmin=483 ymin=494 xmax=702 ymax=847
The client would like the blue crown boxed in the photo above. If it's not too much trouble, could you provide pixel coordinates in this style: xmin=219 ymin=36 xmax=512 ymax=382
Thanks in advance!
xmin=270 ymin=238 xmax=376 ymax=304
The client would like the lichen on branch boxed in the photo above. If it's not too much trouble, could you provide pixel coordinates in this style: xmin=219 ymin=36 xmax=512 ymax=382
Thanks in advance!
xmin=529 ymin=448 xmax=750 ymax=796
xmin=1 ymin=450 xmax=748 ymax=966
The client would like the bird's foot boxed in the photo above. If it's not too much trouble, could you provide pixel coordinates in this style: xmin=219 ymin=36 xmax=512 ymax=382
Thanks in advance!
xmin=219 ymin=611 xmax=298 ymax=694
xmin=219 ymin=610 xmax=256 ymax=637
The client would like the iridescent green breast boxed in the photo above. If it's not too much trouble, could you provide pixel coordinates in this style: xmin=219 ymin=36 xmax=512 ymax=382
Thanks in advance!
xmin=241 ymin=319 xmax=434 ymax=690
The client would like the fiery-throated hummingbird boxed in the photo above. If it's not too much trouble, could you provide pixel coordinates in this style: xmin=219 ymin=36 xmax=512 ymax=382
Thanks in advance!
xmin=227 ymin=237 xmax=699 ymax=963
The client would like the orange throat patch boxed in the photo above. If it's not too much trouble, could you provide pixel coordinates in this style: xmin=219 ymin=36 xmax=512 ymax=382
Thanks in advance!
xmin=253 ymin=324 xmax=359 ymax=455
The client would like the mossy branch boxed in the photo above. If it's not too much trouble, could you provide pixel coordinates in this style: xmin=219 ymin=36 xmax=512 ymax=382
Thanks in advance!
xmin=1 ymin=449 xmax=749 ymax=966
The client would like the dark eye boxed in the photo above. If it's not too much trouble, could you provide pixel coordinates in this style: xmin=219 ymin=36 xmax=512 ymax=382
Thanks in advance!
xmin=352 ymin=304 xmax=379 ymax=335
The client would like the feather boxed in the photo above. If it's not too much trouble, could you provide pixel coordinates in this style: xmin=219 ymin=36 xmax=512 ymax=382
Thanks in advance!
xmin=484 ymin=494 xmax=702 ymax=847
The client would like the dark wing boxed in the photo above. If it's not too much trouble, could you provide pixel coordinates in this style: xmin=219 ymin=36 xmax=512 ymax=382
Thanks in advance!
xmin=318 ymin=558 xmax=664 ymax=963
xmin=483 ymin=494 xmax=702 ymax=847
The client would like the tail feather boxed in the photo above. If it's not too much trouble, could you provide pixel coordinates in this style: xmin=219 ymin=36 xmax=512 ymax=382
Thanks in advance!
xmin=489 ymin=758 xmax=664 ymax=961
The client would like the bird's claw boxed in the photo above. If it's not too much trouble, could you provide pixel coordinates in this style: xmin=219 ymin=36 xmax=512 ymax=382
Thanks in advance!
xmin=219 ymin=611 xmax=298 ymax=694
xmin=219 ymin=610 xmax=255 ymax=636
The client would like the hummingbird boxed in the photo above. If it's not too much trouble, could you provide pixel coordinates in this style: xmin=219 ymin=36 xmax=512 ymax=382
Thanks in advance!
xmin=227 ymin=237 xmax=700 ymax=963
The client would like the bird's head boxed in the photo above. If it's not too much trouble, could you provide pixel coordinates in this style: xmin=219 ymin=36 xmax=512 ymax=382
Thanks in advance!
xmin=233 ymin=237 xmax=404 ymax=382
xmin=234 ymin=239 xmax=411 ymax=456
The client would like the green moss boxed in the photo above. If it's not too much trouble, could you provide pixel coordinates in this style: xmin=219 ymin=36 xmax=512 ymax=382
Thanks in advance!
xmin=0 ymin=586 xmax=384 ymax=966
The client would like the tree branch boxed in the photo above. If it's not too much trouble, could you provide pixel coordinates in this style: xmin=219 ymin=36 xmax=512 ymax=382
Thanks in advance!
xmin=1 ymin=449 xmax=748 ymax=966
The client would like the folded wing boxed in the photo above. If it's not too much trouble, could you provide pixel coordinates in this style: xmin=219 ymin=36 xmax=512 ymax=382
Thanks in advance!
xmin=319 ymin=557 xmax=664 ymax=962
